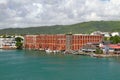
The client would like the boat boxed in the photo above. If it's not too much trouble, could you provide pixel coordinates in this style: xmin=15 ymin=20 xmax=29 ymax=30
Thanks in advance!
xmin=45 ymin=49 xmax=52 ymax=53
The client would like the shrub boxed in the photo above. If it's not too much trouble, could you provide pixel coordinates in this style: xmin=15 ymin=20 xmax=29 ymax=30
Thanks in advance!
xmin=95 ymin=48 xmax=103 ymax=54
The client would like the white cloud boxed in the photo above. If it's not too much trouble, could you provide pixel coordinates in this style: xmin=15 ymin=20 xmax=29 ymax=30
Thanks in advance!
xmin=25 ymin=3 xmax=43 ymax=18
xmin=0 ymin=0 xmax=120 ymax=29
xmin=0 ymin=0 xmax=7 ymax=4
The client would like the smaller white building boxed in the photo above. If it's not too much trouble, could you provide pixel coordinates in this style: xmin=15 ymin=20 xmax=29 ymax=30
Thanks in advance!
xmin=111 ymin=32 xmax=119 ymax=36
xmin=0 ymin=38 xmax=16 ymax=49
xmin=91 ymin=31 xmax=103 ymax=35
xmin=0 ymin=38 xmax=3 ymax=48
xmin=91 ymin=31 xmax=111 ymax=37
xmin=103 ymin=32 xmax=111 ymax=37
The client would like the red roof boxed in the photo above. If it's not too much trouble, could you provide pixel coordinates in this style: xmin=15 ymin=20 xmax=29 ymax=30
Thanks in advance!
xmin=108 ymin=44 xmax=120 ymax=49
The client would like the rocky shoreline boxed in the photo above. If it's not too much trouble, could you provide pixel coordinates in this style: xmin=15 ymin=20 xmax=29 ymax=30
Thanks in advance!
xmin=75 ymin=52 xmax=120 ymax=58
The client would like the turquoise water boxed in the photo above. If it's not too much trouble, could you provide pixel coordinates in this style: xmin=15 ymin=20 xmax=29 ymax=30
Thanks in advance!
xmin=0 ymin=50 xmax=120 ymax=80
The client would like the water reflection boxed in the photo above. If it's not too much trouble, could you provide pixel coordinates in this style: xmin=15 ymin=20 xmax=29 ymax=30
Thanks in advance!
xmin=24 ymin=50 xmax=80 ymax=60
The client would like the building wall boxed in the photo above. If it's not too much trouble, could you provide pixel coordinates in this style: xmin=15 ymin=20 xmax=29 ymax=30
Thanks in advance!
xmin=24 ymin=34 xmax=103 ymax=51
xmin=72 ymin=35 xmax=103 ymax=50
xmin=0 ymin=38 xmax=16 ymax=49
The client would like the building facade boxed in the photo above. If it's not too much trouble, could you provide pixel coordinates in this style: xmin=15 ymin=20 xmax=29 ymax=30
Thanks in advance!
xmin=0 ymin=38 xmax=16 ymax=49
xmin=24 ymin=34 xmax=103 ymax=51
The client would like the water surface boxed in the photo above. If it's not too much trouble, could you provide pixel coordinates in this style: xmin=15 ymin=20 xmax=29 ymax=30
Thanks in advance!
xmin=0 ymin=50 xmax=120 ymax=80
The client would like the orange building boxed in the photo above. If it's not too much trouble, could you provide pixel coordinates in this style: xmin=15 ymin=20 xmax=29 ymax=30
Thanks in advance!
xmin=24 ymin=34 xmax=103 ymax=51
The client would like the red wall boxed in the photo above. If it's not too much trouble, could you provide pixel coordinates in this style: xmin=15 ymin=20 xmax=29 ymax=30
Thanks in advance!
xmin=24 ymin=34 xmax=103 ymax=51
xmin=72 ymin=35 xmax=103 ymax=50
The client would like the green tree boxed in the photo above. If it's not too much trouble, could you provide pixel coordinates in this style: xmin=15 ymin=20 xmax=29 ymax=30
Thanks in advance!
xmin=16 ymin=42 xmax=23 ymax=49
xmin=15 ymin=37 xmax=23 ymax=49
xmin=2 ymin=35 xmax=6 ymax=38
xmin=110 ymin=35 xmax=120 ymax=44
xmin=15 ymin=37 xmax=23 ymax=42
xmin=104 ymin=37 xmax=110 ymax=41
xmin=95 ymin=48 xmax=103 ymax=54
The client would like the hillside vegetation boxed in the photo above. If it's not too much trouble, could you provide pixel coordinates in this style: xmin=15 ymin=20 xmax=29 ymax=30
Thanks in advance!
xmin=0 ymin=21 xmax=120 ymax=35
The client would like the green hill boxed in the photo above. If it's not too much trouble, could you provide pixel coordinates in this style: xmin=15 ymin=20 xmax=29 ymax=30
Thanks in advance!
xmin=0 ymin=21 xmax=120 ymax=35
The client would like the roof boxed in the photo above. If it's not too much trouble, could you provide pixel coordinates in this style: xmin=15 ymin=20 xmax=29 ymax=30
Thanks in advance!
xmin=108 ymin=44 xmax=120 ymax=49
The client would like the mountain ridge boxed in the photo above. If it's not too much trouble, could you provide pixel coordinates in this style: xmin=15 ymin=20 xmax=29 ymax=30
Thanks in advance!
xmin=0 ymin=21 xmax=120 ymax=35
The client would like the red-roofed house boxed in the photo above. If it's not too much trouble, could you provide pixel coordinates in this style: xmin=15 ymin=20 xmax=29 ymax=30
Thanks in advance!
xmin=102 ymin=44 xmax=120 ymax=54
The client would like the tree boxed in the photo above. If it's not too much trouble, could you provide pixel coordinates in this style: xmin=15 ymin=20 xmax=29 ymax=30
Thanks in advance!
xmin=15 ymin=37 xmax=23 ymax=42
xmin=2 ymin=35 xmax=6 ymax=38
xmin=110 ymin=35 xmax=120 ymax=44
xmin=95 ymin=48 xmax=103 ymax=54
xmin=16 ymin=42 xmax=23 ymax=49
xmin=15 ymin=37 xmax=23 ymax=49
xmin=104 ymin=37 xmax=110 ymax=41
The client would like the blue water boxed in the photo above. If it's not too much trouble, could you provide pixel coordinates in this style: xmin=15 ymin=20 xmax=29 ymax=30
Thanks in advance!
xmin=0 ymin=50 xmax=120 ymax=80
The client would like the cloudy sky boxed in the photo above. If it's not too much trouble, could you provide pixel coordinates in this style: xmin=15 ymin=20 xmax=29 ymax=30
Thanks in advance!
xmin=0 ymin=0 xmax=120 ymax=29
